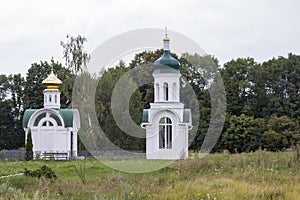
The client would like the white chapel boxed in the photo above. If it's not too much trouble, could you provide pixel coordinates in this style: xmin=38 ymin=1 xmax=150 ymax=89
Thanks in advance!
xmin=141 ymin=33 xmax=192 ymax=160
xmin=22 ymin=61 xmax=80 ymax=160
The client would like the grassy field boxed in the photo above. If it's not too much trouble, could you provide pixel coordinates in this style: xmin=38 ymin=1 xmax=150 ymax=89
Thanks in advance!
xmin=0 ymin=150 xmax=300 ymax=199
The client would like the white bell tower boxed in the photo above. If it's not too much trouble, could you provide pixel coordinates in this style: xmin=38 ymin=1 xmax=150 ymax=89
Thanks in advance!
xmin=153 ymin=31 xmax=180 ymax=103
xmin=141 ymin=30 xmax=192 ymax=160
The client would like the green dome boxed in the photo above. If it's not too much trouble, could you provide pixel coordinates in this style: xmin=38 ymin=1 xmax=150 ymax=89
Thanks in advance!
xmin=153 ymin=50 xmax=180 ymax=74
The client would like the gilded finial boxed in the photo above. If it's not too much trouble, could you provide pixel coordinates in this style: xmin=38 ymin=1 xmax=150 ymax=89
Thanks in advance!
xmin=163 ymin=27 xmax=170 ymax=41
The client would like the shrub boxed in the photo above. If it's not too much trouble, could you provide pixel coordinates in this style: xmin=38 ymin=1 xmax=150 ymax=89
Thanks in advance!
xmin=24 ymin=165 xmax=57 ymax=179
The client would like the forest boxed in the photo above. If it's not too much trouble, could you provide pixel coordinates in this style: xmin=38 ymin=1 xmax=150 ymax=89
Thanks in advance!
xmin=0 ymin=48 xmax=299 ymax=153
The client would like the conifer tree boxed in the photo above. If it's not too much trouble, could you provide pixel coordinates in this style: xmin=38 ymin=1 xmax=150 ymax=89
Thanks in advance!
xmin=25 ymin=129 xmax=33 ymax=160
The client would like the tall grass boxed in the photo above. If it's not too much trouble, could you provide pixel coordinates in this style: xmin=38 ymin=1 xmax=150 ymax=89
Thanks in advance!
xmin=0 ymin=150 xmax=300 ymax=199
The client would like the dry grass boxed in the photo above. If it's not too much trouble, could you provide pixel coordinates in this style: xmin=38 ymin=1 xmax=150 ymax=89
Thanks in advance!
xmin=1 ymin=150 xmax=300 ymax=199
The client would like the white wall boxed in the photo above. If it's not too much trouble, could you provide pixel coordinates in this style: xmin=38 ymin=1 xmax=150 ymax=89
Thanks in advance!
xmin=145 ymin=110 xmax=189 ymax=160
xmin=31 ymin=129 xmax=70 ymax=152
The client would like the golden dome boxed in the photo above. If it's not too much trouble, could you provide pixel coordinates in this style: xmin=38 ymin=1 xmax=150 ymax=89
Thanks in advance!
xmin=42 ymin=70 xmax=62 ymax=85
xmin=42 ymin=59 xmax=62 ymax=92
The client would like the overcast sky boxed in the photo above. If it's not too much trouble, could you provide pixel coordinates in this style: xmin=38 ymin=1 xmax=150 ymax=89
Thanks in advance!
xmin=1 ymin=0 xmax=300 ymax=76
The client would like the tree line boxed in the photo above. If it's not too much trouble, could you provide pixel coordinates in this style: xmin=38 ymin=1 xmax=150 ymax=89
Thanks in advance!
xmin=0 ymin=40 xmax=299 ymax=152
xmin=95 ymin=52 xmax=300 ymax=152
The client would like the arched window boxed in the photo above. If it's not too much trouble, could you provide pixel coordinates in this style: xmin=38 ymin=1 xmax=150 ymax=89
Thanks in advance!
xmin=159 ymin=117 xmax=172 ymax=149
xmin=172 ymin=82 xmax=176 ymax=101
xmin=54 ymin=95 xmax=57 ymax=103
xmin=49 ymin=95 xmax=52 ymax=102
xmin=34 ymin=113 xmax=46 ymax=126
xmin=32 ymin=112 xmax=62 ymax=127
xmin=163 ymin=83 xmax=168 ymax=101
xmin=155 ymin=83 xmax=159 ymax=101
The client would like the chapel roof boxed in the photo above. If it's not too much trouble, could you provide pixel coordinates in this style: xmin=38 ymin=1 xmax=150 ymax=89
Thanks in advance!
xmin=22 ymin=109 xmax=78 ymax=128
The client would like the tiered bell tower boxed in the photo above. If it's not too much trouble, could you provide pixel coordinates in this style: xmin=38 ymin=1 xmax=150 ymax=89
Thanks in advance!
xmin=153 ymin=32 xmax=180 ymax=103
xmin=141 ymin=30 xmax=192 ymax=160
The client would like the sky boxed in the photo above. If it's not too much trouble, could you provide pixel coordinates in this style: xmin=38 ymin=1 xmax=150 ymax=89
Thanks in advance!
xmin=1 ymin=0 xmax=300 ymax=76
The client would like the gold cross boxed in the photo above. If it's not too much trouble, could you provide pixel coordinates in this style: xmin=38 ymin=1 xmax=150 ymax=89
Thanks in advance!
xmin=165 ymin=27 xmax=168 ymax=37
xmin=51 ymin=57 xmax=54 ymax=72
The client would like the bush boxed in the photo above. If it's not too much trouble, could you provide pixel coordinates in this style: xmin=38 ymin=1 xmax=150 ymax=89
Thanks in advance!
xmin=24 ymin=165 xmax=57 ymax=179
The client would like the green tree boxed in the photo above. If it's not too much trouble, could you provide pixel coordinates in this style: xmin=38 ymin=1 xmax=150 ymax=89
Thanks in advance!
xmin=221 ymin=58 xmax=257 ymax=116
xmin=60 ymin=34 xmax=90 ymax=74
xmin=8 ymin=74 xmax=24 ymax=121
xmin=60 ymin=35 xmax=91 ymax=150
xmin=219 ymin=114 xmax=265 ymax=153
xmin=95 ymin=61 xmax=146 ymax=150
xmin=0 ymin=74 xmax=15 ymax=149
xmin=25 ymin=129 xmax=33 ymax=160
xmin=0 ymin=74 xmax=25 ymax=149
xmin=24 ymin=61 xmax=74 ymax=109
xmin=259 ymin=54 xmax=300 ymax=118
xmin=128 ymin=49 xmax=164 ymax=109
xmin=262 ymin=115 xmax=300 ymax=151
xmin=7 ymin=74 xmax=25 ymax=148
xmin=246 ymin=62 xmax=269 ymax=118
xmin=179 ymin=54 xmax=221 ymax=151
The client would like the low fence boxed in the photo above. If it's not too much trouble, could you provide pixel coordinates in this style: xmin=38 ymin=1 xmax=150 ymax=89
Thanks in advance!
xmin=0 ymin=150 xmax=25 ymax=160
xmin=78 ymin=150 xmax=146 ymax=159
xmin=0 ymin=150 xmax=145 ymax=160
